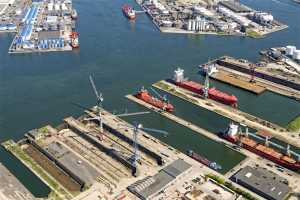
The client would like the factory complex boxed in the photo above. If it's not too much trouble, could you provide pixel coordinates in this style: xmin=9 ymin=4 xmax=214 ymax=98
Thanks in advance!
xmin=138 ymin=0 xmax=288 ymax=37
xmin=0 ymin=0 xmax=79 ymax=53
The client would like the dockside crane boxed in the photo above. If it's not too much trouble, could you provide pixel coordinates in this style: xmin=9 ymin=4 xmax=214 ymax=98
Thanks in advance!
xmin=249 ymin=64 xmax=256 ymax=83
xmin=203 ymin=72 xmax=210 ymax=99
xmin=85 ymin=75 xmax=105 ymax=133
xmin=150 ymin=87 xmax=168 ymax=103
xmin=86 ymin=75 xmax=150 ymax=133
xmin=118 ymin=121 xmax=168 ymax=167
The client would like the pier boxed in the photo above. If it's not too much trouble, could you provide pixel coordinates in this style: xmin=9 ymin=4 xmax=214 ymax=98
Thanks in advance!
xmin=126 ymin=94 xmax=300 ymax=195
xmin=215 ymin=56 xmax=300 ymax=100
xmin=152 ymin=80 xmax=300 ymax=149
xmin=3 ymin=107 xmax=260 ymax=200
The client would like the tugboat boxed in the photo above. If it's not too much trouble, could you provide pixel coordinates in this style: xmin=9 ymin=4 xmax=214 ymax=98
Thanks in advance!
xmin=187 ymin=150 xmax=222 ymax=171
xmin=135 ymin=87 xmax=174 ymax=112
xmin=71 ymin=9 xmax=78 ymax=20
xmin=70 ymin=32 xmax=79 ymax=48
xmin=122 ymin=4 xmax=136 ymax=20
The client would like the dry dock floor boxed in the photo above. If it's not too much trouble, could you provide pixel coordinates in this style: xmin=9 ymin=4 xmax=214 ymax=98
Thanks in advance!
xmin=153 ymin=80 xmax=300 ymax=149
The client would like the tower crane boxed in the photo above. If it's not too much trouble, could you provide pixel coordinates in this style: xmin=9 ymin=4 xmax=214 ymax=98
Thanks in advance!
xmin=203 ymin=72 xmax=210 ymax=99
xmin=249 ymin=64 xmax=256 ymax=83
xmin=118 ymin=122 xmax=168 ymax=167
xmin=85 ymin=75 xmax=105 ymax=133
xmin=150 ymin=87 xmax=168 ymax=103
xmin=86 ymin=75 xmax=150 ymax=133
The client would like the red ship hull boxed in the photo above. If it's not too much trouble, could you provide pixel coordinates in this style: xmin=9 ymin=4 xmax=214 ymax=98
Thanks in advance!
xmin=135 ymin=91 xmax=174 ymax=112
xmin=174 ymin=80 xmax=238 ymax=107
xmin=122 ymin=5 xmax=136 ymax=20
xmin=222 ymin=135 xmax=300 ymax=171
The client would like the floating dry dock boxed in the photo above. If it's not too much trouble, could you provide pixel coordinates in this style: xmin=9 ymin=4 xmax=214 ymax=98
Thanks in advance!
xmin=209 ymin=68 xmax=266 ymax=94
xmin=213 ymin=56 xmax=300 ymax=100
xmin=2 ymin=107 xmax=262 ymax=200
xmin=153 ymin=80 xmax=300 ymax=149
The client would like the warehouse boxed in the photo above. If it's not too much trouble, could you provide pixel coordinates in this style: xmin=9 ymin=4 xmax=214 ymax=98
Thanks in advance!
xmin=232 ymin=166 xmax=290 ymax=200
xmin=128 ymin=159 xmax=192 ymax=200
xmin=0 ymin=0 xmax=15 ymax=15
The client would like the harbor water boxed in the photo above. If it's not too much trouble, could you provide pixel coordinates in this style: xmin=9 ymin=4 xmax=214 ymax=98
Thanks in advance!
xmin=0 ymin=0 xmax=300 ymax=197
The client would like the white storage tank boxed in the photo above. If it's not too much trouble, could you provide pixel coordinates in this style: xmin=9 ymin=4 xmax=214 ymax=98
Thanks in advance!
xmin=191 ymin=20 xmax=196 ymax=31
xmin=286 ymin=45 xmax=296 ymax=56
xmin=293 ymin=50 xmax=300 ymax=61
xmin=187 ymin=20 xmax=192 ymax=31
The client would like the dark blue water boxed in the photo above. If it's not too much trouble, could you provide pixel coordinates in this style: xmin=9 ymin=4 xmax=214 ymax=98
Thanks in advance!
xmin=0 ymin=0 xmax=299 ymax=196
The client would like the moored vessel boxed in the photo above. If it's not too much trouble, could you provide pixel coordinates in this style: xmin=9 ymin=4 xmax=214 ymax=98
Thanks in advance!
xmin=135 ymin=87 xmax=174 ymax=112
xmin=221 ymin=123 xmax=300 ymax=171
xmin=70 ymin=32 xmax=79 ymax=48
xmin=187 ymin=150 xmax=222 ymax=171
xmin=122 ymin=4 xmax=136 ymax=20
xmin=71 ymin=9 xmax=78 ymax=20
xmin=171 ymin=68 xmax=238 ymax=107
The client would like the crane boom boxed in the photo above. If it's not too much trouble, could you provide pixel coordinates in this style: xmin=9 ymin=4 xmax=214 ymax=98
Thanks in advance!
xmin=89 ymin=75 xmax=102 ymax=103
xmin=116 ymin=111 xmax=150 ymax=117
xmin=150 ymin=87 xmax=164 ymax=99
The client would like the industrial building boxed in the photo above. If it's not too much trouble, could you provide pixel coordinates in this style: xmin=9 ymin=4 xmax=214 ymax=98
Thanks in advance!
xmin=232 ymin=166 xmax=291 ymax=200
xmin=0 ymin=0 xmax=15 ymax=15
xmin=128 ymin=159 xmax=192 ymax=200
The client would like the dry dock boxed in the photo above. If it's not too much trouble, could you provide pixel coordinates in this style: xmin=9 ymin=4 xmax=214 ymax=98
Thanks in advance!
xmin=2 ymin=107 xmax=266 ymax=200
xmin=0 ymin=162 xmax=35 ymax=200
xmin=153 ymin=80 xmax=300 ymax=149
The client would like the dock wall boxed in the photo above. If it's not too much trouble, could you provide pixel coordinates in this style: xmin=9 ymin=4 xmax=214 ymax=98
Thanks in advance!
xmin=102 ymin=123 xmax=164 ymax=166
xmin=26 ymin=138 xmax=85 ymax=190
xmin=65 ymin=122 xmax=138 ymax=176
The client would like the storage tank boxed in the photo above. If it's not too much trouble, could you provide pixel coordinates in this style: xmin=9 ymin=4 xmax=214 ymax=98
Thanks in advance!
xmin=293 ymin=50 xmax=300 ymax=61
xmin=191 ymin=20 xmax=196 ymax=31
xmin=187 ymin=20 xmax=192 ymax=31
xmin=195 ymin=20 xmax=199 ymax=31
xmin=286 ymin=45 xmax=296 ymax=56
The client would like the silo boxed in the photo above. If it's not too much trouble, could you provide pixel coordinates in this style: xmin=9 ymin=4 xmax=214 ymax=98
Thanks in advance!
xmin=191 ymin=20 xmax=196 ymax=31
xmin=293 ymin=50 xmax=300 ymax=61
xmin=195 ymin=20 xmax=199 ymax=31
xmin=286 ymin=45 xmax=296 ymax=56
xmin=187 ymin=20 xmax=192 ymax=31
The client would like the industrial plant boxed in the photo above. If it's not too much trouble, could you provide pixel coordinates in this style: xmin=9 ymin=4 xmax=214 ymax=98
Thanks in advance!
xmin=0 ymin=0 xmax=79 ymax=53
xmin=138 ymin=0 xmax=287 ymax=37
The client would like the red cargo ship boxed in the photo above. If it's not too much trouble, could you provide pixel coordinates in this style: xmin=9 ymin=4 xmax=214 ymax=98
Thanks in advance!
xmin=135 ymin=87 xmax=174 ymax=112
xmin=122 ymin=4 xmax=136 ymax=20
xmin=187 ymin=150 xmax=222 ymax=171
xmin=172 ymin=68 xmax=238 ymax=107
xmin=222 ymin=123 xmax=300 ymax=171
